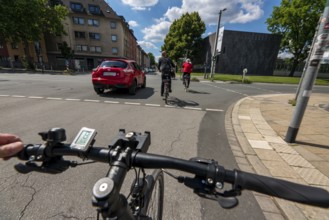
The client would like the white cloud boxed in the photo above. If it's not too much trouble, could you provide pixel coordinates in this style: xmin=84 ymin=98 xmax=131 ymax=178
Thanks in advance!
xmin=180 ymin=0 xmax=264 ymax=25
xmin=122 ymin=0 xmax=158 ymax=10
xmin=137 ymin=41 xmax=158 ymax=49
xmin=128 ymin=20 xmax=139 ymax=27
xmin=142 ymin=20 xmax=172 ymax=43
xmin=141 ymin=0 xmax=265 ymax=45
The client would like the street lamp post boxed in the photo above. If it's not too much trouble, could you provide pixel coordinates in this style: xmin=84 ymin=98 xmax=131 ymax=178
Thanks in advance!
xmin=210 ymin=8 xmax=226 ymax=81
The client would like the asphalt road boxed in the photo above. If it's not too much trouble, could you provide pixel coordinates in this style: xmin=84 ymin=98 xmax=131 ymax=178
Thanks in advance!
xmin=0 ymin=72 xmax=327 ymax=219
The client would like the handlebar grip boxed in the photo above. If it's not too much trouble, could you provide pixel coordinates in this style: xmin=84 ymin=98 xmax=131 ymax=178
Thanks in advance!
xmin=235 ymin=170 xmax=329 ymax=208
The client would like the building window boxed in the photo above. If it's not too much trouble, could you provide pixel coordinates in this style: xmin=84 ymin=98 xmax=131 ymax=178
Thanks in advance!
xmin=0 ymin=44 xmax=3 ymax=49
xmin=11 ymin=43 xmax=18 ymax=49
xmin=76 ymin=45 xmax=88 ymax=52
xmin=111 ymin=35 xmax=117 ymax=42
xmin=75 ymin=31 xmax=86 ymax=39
xmin=73 ymin=17 xmax=84 ymax=25
xmin=70 ymin=2 xmax=84 ymax=12
xmin=88 ymin=19 xmax=99 ymax=26
xmin=89 ymin=32 xmax=101 ymax=40
xmin=110 ymin=21 xmax=117 ymax=29
xmin=89 ymin=5 xmax=101 ymax=15
xmin=112 ymin=47 xmax=118 ymax=55
xmin=57 ymin=43 xmax=62 ymax=51
xmin=90 ymin=46 xmax=102 ymax=53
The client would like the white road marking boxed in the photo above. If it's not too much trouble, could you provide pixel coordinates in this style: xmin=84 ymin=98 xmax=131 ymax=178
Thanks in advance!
xmin=28 ymin=96 xmax=43 ymax=99
xmin=184 ymin=107 xmax=202 ymax=111
xmin=104 ymin=100 xmax=119 ymax=104
xmin=206 ymin=108 xmax=224 ymax=112
xmin=124 ymin=102 xmax=141 ymax=105
xmin=145 ymin=104 xmax=161 ymax=107
xmin=0 ymin=95 xmax=224 ymax=112
xmin=46 ymin=97 xmax=62 ymax=100
xmin=65 ymin=98 xmax=80 ymax=101
xmin=84 ymin=99 xmax=100 ymax=102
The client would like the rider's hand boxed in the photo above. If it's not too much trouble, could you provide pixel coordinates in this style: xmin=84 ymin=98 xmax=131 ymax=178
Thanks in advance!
xmin=0 ymin=133 xmax=23 ymax=160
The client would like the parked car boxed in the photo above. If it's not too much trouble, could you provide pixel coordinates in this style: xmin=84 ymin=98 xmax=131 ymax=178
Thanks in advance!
xmin=92 ymin=58 xmax=146 ymax=95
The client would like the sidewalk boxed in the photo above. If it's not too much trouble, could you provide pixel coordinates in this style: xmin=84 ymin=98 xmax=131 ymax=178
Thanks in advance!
xmin=230 ymin=93 xmax=329 ymax=220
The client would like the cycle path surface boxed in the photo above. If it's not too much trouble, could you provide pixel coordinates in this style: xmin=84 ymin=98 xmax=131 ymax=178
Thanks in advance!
xmin=228 ymin=93 xmax=329 ymax=220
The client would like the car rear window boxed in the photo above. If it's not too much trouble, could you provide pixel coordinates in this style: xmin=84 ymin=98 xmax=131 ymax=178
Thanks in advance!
xmin=100 ymin=61 xmax=128 ymax=68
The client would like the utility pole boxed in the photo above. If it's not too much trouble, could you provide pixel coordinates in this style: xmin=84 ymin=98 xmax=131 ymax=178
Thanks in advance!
xmin=294 ymin=17 xmax=322 ymax=101
xmin=210 ymin=8 xmax=226 ymax=81
xmin=285 ymin=0 xmax=329 ymax=143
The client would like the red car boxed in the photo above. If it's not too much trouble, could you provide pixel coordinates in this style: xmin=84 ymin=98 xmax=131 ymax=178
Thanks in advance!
xmin=92 ymin=58 xmax=146 ymax=95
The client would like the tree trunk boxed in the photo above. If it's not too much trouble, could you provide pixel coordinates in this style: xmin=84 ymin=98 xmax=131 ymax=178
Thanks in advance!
xmin=23 ymin=39 xmax=35 ymax=70
xmin=288 ymin=58 xmax=299 ymax=77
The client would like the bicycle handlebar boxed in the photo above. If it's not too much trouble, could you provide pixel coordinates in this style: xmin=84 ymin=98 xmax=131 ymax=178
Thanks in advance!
xmin=17 ymin=143 xmax=329 ymax=208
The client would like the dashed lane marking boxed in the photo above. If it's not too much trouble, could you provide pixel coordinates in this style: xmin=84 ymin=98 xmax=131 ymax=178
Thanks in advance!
xmin=84 ymin=99 xmax=100 ymax=102
xmin=124 ymin=102 xmax=141 ymax=105
xmin=0 ymin=95 xmax=224 ymax=112
xmin=206 ymin=108 xmax=224 ymax=112
xmin=145 ymin=104 xmax=161 ymax=107
xmin=184 ymin=107 xmax=202 ymax=111
xmin=104 ymin=100 xmax=119 ymax=104
xmin=65 ymin=98 xmax=80 ymax=101
xmin=28 ymin=96 xmax=43 ymax=99
xmin=46 ymin=97 xmax=63 ymax=100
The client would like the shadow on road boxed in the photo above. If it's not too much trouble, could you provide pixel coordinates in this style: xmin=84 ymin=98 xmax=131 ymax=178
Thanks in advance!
xmin=185 ymin=89 xmax=210 ymax=94
xmin=99 ymin=87 xmax=154 ymax=99
xmin=166 ymin=96 xmax=199 ymax=108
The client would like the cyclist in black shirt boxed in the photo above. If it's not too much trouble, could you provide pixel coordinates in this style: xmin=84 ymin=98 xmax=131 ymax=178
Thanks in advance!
xmin=158 ymin=51 xmax=175 ymax=96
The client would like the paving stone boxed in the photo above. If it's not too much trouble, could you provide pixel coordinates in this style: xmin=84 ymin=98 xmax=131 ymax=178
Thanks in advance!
xmin=292 ymin=167 xmax=329 ymax=186
xmin=254 ymin=149 xmax=283 ymax=161
xmin=262 ymin=160 xmax=300 ymax=179
xmin=271 ymin=143 xmax=298 ymax=155
xmin=274 ymin=198 xmax=307 ymax=220
xmin=249 ymin=140 xmax=272 ymax=150
xmin=264 ymin=136 xmax=286 ymax=144
xmin=254 ymin=195 xmax=281 ymax=214
xmin=279 ymin=153 xmax=314 ymax=168
xmin=246 ymin=155 xmax=271 ymax=176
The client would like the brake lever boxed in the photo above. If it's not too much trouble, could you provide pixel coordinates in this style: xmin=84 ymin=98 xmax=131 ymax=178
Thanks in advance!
xmin=177 ymin=175 xmax=239 ymax=209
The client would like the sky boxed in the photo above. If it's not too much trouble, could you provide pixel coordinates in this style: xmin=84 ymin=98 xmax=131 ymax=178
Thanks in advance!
xmin=105 ymin=0 xmax=282 ymax=59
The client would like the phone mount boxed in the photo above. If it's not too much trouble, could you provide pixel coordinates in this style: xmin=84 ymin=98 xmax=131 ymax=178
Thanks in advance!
xmin=108 ymin=129 xmax=151 ymax=153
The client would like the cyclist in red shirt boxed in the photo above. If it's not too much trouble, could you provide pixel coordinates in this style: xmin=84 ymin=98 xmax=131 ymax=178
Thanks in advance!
xmin=182 ymin=58 xmax=193 ymax=88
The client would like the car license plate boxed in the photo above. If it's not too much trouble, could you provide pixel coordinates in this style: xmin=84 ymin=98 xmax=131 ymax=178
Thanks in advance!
xmin=103 ymin=72 xmax=116 ymax=76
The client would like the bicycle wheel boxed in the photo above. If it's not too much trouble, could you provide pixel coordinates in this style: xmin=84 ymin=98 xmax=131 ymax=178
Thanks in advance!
xmin=164 ymin=83 xmax=169 ymax=104
xmin=184 ymin=77 xmax=188 ymax=92
xmin=142 ymin=169 xmax=164 ymax=220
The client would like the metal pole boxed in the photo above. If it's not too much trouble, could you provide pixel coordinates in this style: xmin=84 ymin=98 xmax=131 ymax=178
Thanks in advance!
xmin=210 ymin=9 xmax=226 ymax=81
xmin=294 ymin=17 xmax=322 ymax=101
xmin=285 ymin=0 xmax=329 ymax=143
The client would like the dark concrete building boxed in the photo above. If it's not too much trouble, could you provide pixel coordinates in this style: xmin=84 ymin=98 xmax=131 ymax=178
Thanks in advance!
xmin=200 ymin=30 xmax=282 ymax=76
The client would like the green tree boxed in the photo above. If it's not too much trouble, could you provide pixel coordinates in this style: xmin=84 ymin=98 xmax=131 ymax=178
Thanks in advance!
xmin=0 ymin=0 xmax=68 ymax=69
xmin=267 ymin=0 xmax=325 ymax=76
xmin=162 ymin=12 xmax=206 ymax=62
xmin=148 ymin=52 xmax=156 ymax=66
xmin=58 ymin=41 xmax=74 ymax=70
